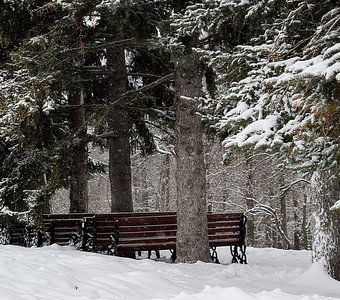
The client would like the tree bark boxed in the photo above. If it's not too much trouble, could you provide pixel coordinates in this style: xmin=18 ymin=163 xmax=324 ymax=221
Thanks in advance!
xmin=245 ymin=155 xmax=255 ymax=246
xmin=301 ymin=194 xmax=309 ymax=249
xmin=69 ymin=85 xmax=89 ymax=213
xmin=312 ymin=171 xmax=340 ymax=281
xmin=293 ymin=196 xmax=300 ymax=250
xmin=279 ymin=181 xmax=289 ymax=249
xmin=175 ymin=53 xmax=210 ymax=263
xmin=159 ymin=154 xmax=171 ymax=211
xmin=106 ymin=46 xmax=133 ymax=212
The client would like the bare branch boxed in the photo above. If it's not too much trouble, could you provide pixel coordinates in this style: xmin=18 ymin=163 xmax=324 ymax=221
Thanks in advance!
xmin=277 ymin=178 xmax=311 ymax=198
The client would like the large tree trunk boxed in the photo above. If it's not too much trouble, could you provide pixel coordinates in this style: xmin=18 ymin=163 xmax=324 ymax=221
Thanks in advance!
xmin=175 ymin=54 xmax=210 ymax=263
xmin=69 ymin=86 xmax=89 ymax=213
xmin=312 ymin=171 xmax=340 ymax=281
xmin=106 ymin=47 xmax=133 ymax=212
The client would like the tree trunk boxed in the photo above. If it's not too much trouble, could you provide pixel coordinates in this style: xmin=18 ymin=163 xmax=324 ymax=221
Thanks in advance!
xmin=293 ymin=196 xmax=300 ymax=250
xmin=245 ymin=155 xmax=255 ymax=246
xmin=159 ymin=154 xmax=171 ymax=211
xmin=312 ymin=171 xmax=340 ymax=281
xmin=301 ymin=194 xmax=309 ymax=249
xmin=106 ymin=46 xmax=133 ymax=212
xmin=69 ymin=86 xmax=89 ymax=213
xmin=175 ymin=54 xmax=210 ymax=263
xmin=280 ymin=184 xmax=289 ymax=249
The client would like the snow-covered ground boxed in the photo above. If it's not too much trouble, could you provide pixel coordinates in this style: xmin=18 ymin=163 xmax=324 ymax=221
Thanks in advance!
xmin=0 ymin=245 xmax=339 ymax=300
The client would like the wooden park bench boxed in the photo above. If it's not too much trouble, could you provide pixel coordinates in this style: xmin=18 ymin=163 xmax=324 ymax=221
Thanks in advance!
xmin=0 ymin=219 xmax=40 ymax=247
xmin=42 ymin=213 xmax=96 ymax=250
xmin=42 ymin=211 xmax=247 ymax=264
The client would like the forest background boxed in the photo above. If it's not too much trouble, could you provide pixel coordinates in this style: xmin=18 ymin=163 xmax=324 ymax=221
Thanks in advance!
xmin=0 ymin=0 xmax=339 ymax=280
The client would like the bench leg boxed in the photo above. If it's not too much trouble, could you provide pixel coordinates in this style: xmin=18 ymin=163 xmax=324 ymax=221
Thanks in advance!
xmin=170 ymin=249 xmax=176 ymax=262
xmin=210 ymin=247 xmax=220 ymax=264
xmin=147 ymin=250 xmax=161 ymax=259
xmin=239 ymin=244 xmax=247 ymax=264
xmin=230 ymin=244 xmax=247 ymax=264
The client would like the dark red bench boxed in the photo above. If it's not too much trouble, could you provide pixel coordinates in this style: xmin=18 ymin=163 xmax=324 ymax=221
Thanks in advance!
xmin=42 ymin=213 xmax=95 ymax=249
xmin=109 ymin=212 xmax=247 ymax=263
xmin=0 ymin=220 xmax=39 ymax=247
xmin=42 ymin=212 xmax=247 ymax=264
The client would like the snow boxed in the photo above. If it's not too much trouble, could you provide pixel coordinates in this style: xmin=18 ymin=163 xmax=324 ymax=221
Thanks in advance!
xmin=330 ymin=200 xmax=340 ymax=211
xmin=0 ymin=245 xmax=339 ymax=300
xmin=267 ymin=48 xmax=340 ymax=84
xmin=222 ymin=115 xmax=278 ymax=149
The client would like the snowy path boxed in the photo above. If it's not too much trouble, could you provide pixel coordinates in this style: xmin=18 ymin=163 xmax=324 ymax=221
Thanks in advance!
xmin=0 ymin=245 xmax=339 ymax=300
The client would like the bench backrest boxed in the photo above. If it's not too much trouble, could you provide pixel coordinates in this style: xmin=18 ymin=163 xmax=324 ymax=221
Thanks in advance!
xmin=42 ymin=213 xmax=95 ymax=245
xmin=112 ymin=212 xmax=245 ymax=253
xmin=94 ymin=212 xmax=177 ymax=252
xmin=42 ymin=212 xmax=246 ymax=253
xmin=0 ymin=221 xmax=39 ymax=247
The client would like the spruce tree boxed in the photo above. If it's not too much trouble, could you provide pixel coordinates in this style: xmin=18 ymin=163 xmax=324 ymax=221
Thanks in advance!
xmin=178 ymin=0 xmax=339 ymax=278
xmin=0 ymin=0 xmax=72 ymax=220
xmin=92 ymin=0 xmax=175 ymax=212
xmin=164 ymin=0 xmax=212 ymax=263
xmin=0 ymin=0 xmax=97 ymax=216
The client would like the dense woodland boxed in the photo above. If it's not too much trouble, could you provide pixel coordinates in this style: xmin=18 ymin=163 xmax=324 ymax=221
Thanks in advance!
xmin=0 ymin=0 xmax=339 ymax=279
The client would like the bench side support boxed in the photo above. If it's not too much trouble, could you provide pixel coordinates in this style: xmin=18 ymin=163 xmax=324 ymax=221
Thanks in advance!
xmin=108 ymin=220 xmax=119 ymax=256
xmin=230 ymin=215 xmax=247 ymax=264
xmin=70 ymin=217 xmax=97 ymax=252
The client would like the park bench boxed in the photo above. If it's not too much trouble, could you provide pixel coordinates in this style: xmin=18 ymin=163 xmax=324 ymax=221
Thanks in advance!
xmin=41 ymin=212 xmax=166 ymax=251
xmin=42 ymin=213 xmax=96 ymax=250
xmin=108 ymin=212 xmax=247 ymax=263
xmin=0 ymin=219 xmax=39 ymax=247
xmin=42 ymin=211 xmax=247 ymax=264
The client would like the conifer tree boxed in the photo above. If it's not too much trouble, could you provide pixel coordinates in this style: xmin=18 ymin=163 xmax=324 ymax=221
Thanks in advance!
xmin=175 ymin=52 xmax=211 ymax=263
xmin=0 ymin=0 xmax=98 ymax=216
xmin=174 ymin=0 xmax=339 ymax=278
xmin=165 ymin=0 xmax=211 ymax=263
xmin=92 ymin=0 xmax=174 ymax=212
xmin=0 ymin=0 xmax=71 ymax=219
xmin=1 ymin=0 xmax=175 ymax=218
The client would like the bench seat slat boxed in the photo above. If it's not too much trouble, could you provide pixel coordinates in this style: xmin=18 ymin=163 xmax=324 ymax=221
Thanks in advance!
xmin=117 ymin=242 xmax=176 ymax=252
xmin=118 ymin=232 xmax=240 ymax=243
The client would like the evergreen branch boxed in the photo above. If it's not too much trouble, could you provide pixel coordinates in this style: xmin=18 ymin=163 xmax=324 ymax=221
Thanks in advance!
xmin=128 ymin=72 xmax=165 ymax=79
xmin=110 ymin=72 xmax=174 ymax=106
xmin=78 ymin=66 xmax=113 ymax=76
xmin=141 ymin=120 xmax=175 ymax=139
xmin=97 ymin=131 xmax=118 ymax=138
xmin=55 ymin=74 xmax=174 ymax=113
xmin=96 ymin=73 xmax=174 ymax=129
xmin=62 ymin=39 xmax=135 ymax=53
xmin=56 ymin=104 xmax=108 ymax=111
xmin=125 ymin=72 xmax=174 ymax=95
